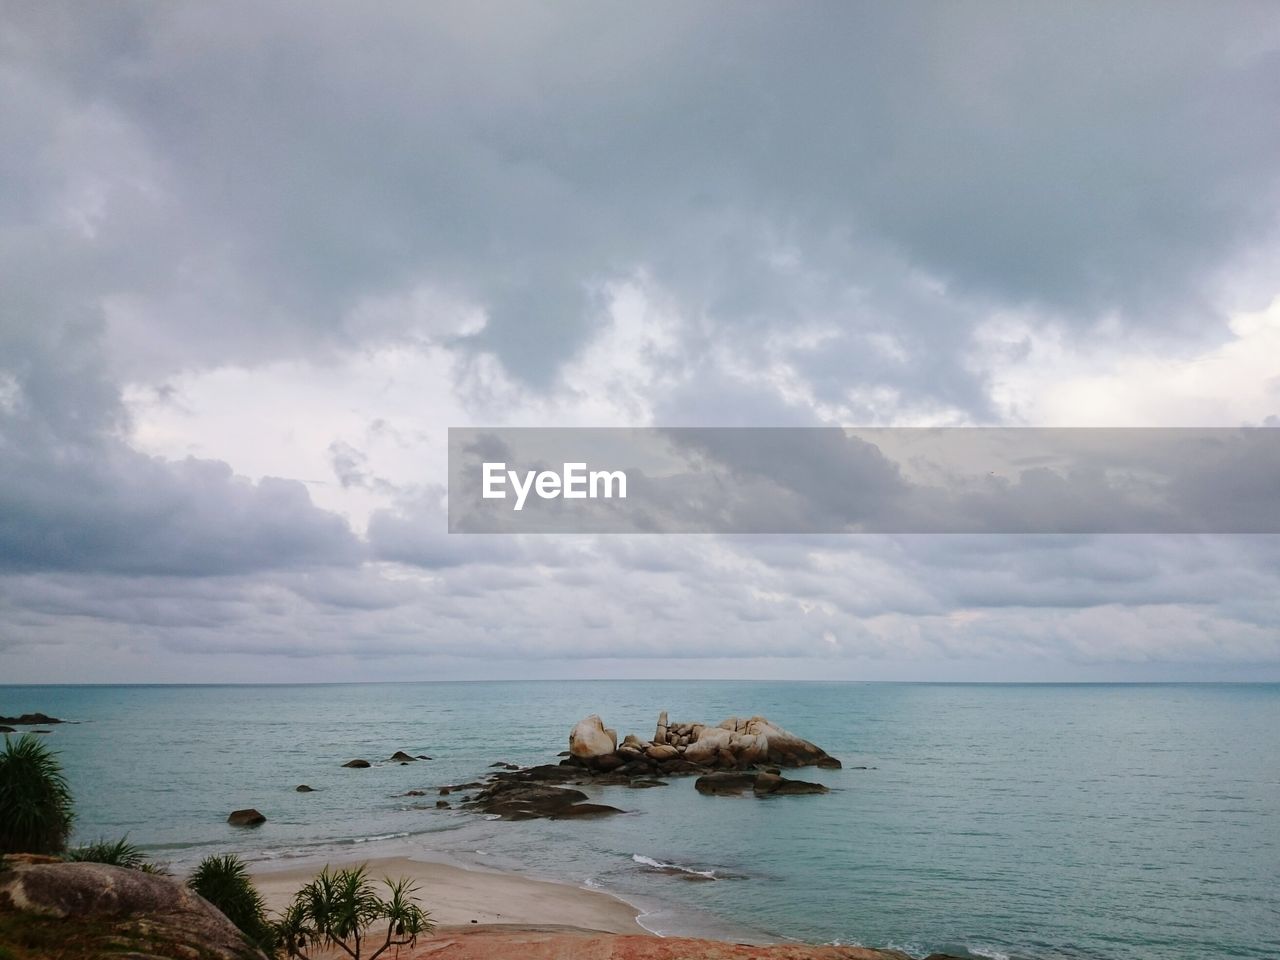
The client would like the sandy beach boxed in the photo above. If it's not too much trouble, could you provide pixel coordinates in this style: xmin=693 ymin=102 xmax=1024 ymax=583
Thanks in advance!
xmin=251 ymin=855 xmax=648 ymax=936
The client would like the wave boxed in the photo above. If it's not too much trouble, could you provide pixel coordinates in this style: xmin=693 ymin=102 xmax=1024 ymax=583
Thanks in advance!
xmin=632 ymin=854 xmax=721 ymax=880
xmin=342 ymin=831 xmax=411 ymax=844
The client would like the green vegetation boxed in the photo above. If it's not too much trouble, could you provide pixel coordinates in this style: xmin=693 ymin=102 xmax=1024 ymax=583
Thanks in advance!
xmin=275 ymin=865 xmax=433 ymax=960
xmin=0 ymin=735 xmax=74 ymax=856
xmin=66 ymin=837 xmax=164 ymax=873
xmin=188 ymin=854 xmax=275 ymax=952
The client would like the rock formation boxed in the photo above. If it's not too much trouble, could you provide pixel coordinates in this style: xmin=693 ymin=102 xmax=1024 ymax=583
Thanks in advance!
xmin=227 ymin=808 xmax=266 ymax=826
xmin=570 ymin=712 xmax=840 ymax=773
xmin=0 ymin=713 xmax=63 ymax=725
xmin=0 ymin=861 xmax=267 ymax=960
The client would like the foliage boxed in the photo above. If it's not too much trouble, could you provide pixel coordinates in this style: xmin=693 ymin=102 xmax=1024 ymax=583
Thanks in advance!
xmin=188 ymin=854 xmax=275 ymax=952
xmin=0 ymin=734 xmax=74 ymax=855
xmin=274 ymin=864 xmax=433 ymax=960
xmin=66 ymin=836 xmax=156 ymax=871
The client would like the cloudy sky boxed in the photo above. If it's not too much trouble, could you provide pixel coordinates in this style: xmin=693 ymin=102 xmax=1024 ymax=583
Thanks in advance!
xmin=2 ymin=2 xmax=1279 ymax=683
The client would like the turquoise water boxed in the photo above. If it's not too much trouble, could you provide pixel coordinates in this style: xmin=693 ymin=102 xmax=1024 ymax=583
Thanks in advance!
xmin=1 ymin=682 xmax=1277 ymax=959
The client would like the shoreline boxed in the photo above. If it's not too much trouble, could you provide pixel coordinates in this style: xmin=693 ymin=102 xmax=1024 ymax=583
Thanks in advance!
xmin=250 ymin=853 xmax=651 ymax=937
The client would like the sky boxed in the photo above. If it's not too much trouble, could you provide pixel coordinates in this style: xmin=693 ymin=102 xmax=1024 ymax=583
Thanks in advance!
xmin=1 ymin=1 xmax=1279 ymax=683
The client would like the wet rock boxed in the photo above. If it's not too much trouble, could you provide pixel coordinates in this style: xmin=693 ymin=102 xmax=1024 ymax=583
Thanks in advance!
xmin=227 ymin=808 xmax=266 ymax=826
xmin=548 ymin=802 xmax=624 ymax=819
xmin=436 ymin=800 xmax=451 ymax=809
xmin=753 ymin=772 xmax=783 ymax=795
xmin=0 ymin=712 xmax=63 ymax=725
xmin=389 ymin=751 xmax=417 ymax=762
xmin=694 ymin=772 xmax=757 ymax=795
xmin=295 ymin=785 xmax=315 ymax=792
xmin=342 ymin=758 xmax=371 ymax=768
xmin=771 ymin=778 xmax=829 ymax=796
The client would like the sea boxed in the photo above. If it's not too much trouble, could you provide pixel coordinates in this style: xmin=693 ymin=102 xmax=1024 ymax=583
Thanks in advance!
xmin=1 ymin=682 xmax=1277 ymax=960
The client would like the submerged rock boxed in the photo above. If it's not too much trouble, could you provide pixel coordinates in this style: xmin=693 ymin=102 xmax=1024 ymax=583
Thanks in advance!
xmin=295 ymin=784 xmax=315 ymax=792
xmin=389 ymin=750 xmax=417 ymax=762
xmin=342 ymin=758 xmax=371 ymax=768
xmin=227 ymin=808 xmax=266 ymax=826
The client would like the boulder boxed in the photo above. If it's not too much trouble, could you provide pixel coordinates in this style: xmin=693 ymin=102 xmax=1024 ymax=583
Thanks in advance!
xmin=389 ymin=751 xmax=417 ymax=762
xmin=295 ymin=784 xmax=315 ymax=792
xmin=0 ymin=726 xmax=13 ymax=733
xmin=591 ymin=752 xmax=626 ymax=772
xmin=436 ymin=800 xmax=451 ymax=808
xmin=342 ymin=758 xmax=371 ymax=768
xmin=0 ymin=861 xmax=268 ymax=960
xmin=684 ymin=727 xmax=731 ymax=764
xmin=645 ymin=744 xmax=680 ymax=762
xmin=694 ymin=772 xmax=757 ymax=795
xmin=227 ymin=808 xmax=266 ymax=826
xmin=569 ymin=714 xmax=618 ymax=761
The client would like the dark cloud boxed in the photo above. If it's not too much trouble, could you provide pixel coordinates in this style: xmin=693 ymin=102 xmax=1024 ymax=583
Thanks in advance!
xmin=5 ymin=2 xmax=1277 ymax=397
xmin=1 ymin=3 xmax=1278 ymax=678
xmin=0 ymin=421 xmax=360 ymax=576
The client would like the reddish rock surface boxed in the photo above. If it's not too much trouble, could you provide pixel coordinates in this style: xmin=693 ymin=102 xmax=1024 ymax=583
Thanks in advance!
xmin=410 ymin=928 xmax=912 ymax=960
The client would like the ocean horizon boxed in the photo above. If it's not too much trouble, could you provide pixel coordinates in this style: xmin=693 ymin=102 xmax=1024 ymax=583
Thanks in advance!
xmin=3 ymin=680 xmax=1277 ymax=960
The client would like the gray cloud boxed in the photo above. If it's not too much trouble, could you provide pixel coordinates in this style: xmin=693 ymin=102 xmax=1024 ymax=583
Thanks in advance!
xmin=1 ymin=2 xmax=1279 ymax=679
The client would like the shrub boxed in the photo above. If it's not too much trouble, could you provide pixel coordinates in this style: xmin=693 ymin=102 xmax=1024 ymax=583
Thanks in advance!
xmin=275 ymin=864 xmax=433 ymax=960
xmin=188 ymin=854 xmax=274 ymax=951
xmin=0 ymin=734 xmax=74 ymax=855
xmin=66 ymin=837 xmax=151 ymax=870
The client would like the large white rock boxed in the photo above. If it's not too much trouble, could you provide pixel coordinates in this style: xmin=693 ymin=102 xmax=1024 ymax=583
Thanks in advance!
xmin=569 ymin=714 xmax=618 ymax=760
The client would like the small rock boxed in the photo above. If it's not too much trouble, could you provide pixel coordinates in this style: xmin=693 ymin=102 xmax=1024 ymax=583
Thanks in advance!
xmin=342 ymin=759 xmax=371 ymax=768
xmin=227 ymin=808 xmax=266 ymax=826
xmin=295 ymin=785 xmax=315 ymax=792
xmin=436 ymin=800 xmax=450 ymax=808
xmin=389 ymin=751 xmax=417 ymax=762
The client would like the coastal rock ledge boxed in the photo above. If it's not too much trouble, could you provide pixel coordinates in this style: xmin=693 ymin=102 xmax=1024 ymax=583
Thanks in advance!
xmin=0 ymin=861 xmax=267 ymax=960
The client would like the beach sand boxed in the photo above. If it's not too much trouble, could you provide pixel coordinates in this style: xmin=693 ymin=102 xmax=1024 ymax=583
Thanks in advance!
xmin=251 ymin=855 xmax=647 ymax=936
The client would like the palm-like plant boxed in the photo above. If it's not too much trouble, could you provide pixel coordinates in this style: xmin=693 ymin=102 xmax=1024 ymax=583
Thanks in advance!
xmin=188 ymin=854 xmax=274 ymax=951
xmin=276 ymin=865 xmax=433 ymax=960
xmin=0 ymin=734 xmax=74 ymax=855
xmin=66 ymin=837 xmax=154 ymax=870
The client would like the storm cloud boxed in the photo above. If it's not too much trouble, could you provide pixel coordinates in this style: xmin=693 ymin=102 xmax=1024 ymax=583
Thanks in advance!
xmin=1 ymin=2 xmax=1279 ymax=680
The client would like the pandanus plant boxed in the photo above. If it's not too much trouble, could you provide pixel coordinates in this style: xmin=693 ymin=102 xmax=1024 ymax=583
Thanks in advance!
xmin=275 ymin=865 xmax=433 ymax=960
